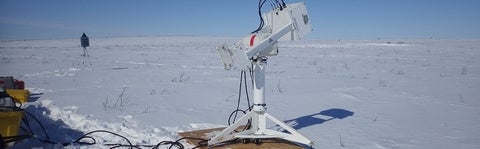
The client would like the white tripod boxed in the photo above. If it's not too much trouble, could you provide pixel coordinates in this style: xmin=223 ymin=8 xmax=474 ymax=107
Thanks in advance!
xmin=208 ymin=57 xmax=313 ymax=146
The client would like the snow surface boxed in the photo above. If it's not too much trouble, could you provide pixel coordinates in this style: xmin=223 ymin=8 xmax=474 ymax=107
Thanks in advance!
xmin=1 ymin=36 xmax=479 ymax=148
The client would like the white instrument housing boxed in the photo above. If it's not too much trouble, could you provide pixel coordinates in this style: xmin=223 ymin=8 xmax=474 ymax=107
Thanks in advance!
xmin=216 ymin=2 xmax=312 ymax=70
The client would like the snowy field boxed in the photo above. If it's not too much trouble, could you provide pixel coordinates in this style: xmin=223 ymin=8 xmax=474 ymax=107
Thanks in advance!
xmin=1 ymin=36 xmax=479 ymax=148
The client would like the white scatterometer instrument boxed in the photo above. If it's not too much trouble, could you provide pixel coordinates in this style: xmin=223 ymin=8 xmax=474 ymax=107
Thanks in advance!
xmin=216 ymin=2 xmax=312 ymax=70
xmin=210 ymin=2 xmax=314 ymax=147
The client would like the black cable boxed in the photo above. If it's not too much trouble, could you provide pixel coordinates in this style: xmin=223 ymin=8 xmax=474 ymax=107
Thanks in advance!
xmin=1 ymin=104 xmax=32 ymax=146
xmin=251 ymin=0 xmax=267 ymax=33
xmin=100 ymin=136 xmax=208 ymax=149
xmin=2 ymin=134 xmax=31 ymax=144
xmin=108 ymin=144 xmax=142 ymax=149
xmin=153 ymin=137 xmax=207 ymax=149
xmin=244 ymin=70 xmax=251 ymax=111
xmin=251 ymin=0 xmax=289 ymax=33
xmin=231 ymin=70 xmax=244 ymax=125
xmin=24 ymin=110 xmax=50 ymax=140
xmin=0 ymin=98 xmax=54 ymax=145
xmin=4 ymin=102 xmax=209 ymax=149
xmin=274 ymin=0 xmax=283 ymax=10
xmin=18 ymin=110 xmax=57 ymax=144
xmin=76 ymin=132 xmax=209 ymax=149
xmin=21 ymin=116 xmax=34 ymax=137
xmin=281 ymin=0 xmax=287 ymax=8
xmin=228 ymin=70 xmax=254 ymax=125
xmin=227 ymin=69 xmax=255 ymax=133
xmin=5 ymin=103 xmax=132 ymax=147
xmin=228 ymin=109 xmax=246 ymax=126
xmin=74 ymin=130 xmax=134 ymax=148
xmin=2 ymin=91 xmax=226 ymax=149
xmin=245 ymin=68 xmax=254 ymax=130
xmin=155 ymin=140 xmax=183 ymax=149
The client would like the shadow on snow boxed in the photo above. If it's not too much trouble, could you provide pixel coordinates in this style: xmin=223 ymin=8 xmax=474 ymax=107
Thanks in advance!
xmin=11 ymin=93 xmax=84 ymax=148
xmin=284 ymin=108 xmax=354 ymax=130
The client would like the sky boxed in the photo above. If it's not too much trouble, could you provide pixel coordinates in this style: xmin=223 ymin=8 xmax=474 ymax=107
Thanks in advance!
xmin=1 ymin=0 xmax=479 ymax=40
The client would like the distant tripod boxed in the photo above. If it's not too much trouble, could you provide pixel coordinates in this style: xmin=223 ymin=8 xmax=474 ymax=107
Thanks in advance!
xmin=80 ymin=33 xmax=92 ymax=67
xmin=81 ymin=47 xmax=92 ymax=66
xmin=82 ymin=47 xmax=89 ymax=57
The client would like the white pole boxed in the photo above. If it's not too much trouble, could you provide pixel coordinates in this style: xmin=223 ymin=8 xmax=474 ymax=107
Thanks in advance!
xmin=252 ymin=58 xmax=267 ymax=112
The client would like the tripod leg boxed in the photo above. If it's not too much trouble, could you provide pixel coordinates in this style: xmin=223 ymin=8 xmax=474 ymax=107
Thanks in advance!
xmin=208 ymin=111 xmax=255 ymax=145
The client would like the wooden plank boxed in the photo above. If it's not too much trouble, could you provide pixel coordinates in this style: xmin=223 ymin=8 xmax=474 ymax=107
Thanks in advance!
xmin=179 ymin=127 xmax=304 ymax=149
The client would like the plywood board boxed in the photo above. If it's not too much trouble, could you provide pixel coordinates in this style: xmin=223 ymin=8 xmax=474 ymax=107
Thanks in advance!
xmin=178 ymin=127 xmax=304 ymax=149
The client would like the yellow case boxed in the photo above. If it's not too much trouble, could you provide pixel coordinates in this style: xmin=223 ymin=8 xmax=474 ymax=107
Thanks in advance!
xmin=6 ymin=89 xmax=30 ymax=103
xmin=0 ymin=111 xmax=24 ymax=137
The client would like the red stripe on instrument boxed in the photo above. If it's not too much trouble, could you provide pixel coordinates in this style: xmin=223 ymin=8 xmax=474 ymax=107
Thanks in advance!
xmin=249 ymin=34 xmax=257 ymax=46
